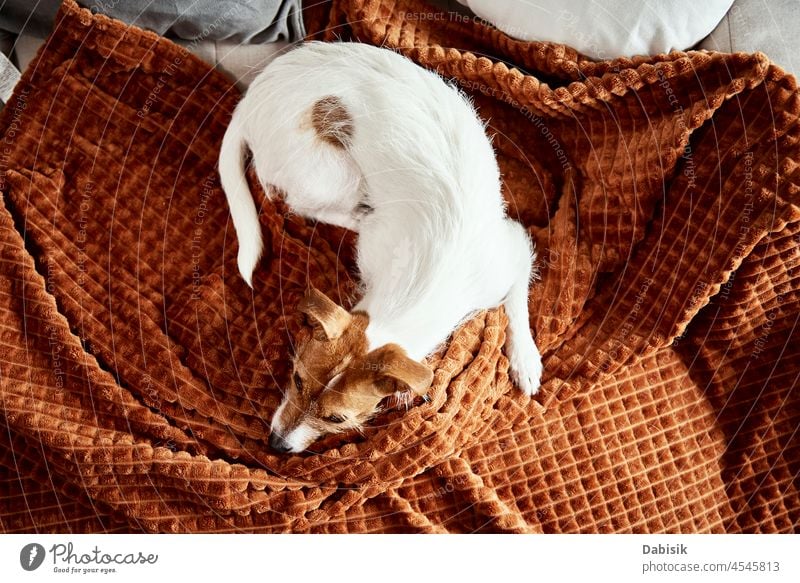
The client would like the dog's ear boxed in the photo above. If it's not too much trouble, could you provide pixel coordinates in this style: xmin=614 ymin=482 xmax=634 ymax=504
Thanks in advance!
xmin=298 ymin=287 xmax=352 ymax=341
xmin=367 ymin=344 xmax=433 ymax=397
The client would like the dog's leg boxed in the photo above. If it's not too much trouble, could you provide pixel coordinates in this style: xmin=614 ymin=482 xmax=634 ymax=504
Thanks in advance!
xmin=503 ymin=222 xmax=543 ymax=396
xmin=277 ymin=140 xmax=367 ymax=233
xmin=308 ymin=208 xmax=361 ymax=231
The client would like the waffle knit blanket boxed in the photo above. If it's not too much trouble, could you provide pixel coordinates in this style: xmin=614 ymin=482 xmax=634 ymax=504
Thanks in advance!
xmin=0 ymin=0 xmax=798 ymax=533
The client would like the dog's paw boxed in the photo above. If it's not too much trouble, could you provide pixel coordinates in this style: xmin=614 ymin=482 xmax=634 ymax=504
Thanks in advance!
xmin=509 ymin=342 xmax=543 ymax=396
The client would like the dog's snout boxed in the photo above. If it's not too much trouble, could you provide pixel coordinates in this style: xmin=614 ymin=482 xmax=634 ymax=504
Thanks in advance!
xmin=269 ymin=432 xmax=291 ymax=453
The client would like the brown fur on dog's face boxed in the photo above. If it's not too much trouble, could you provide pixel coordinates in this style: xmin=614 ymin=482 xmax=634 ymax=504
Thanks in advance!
xmin=269 ymin=288 xmax=433 ymax=453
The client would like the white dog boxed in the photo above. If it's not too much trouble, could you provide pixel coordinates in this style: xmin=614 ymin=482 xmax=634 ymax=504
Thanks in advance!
xmin=218 ymin=42 xmax=542 ymax=453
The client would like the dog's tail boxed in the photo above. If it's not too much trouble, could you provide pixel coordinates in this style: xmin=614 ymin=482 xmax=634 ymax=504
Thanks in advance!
xmin=218 ymin=110 xmax=262 ymax=287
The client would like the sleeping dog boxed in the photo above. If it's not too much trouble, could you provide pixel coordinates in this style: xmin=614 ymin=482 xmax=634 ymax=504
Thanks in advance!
xmin=218 ymin=42 xmax=542 ymax=453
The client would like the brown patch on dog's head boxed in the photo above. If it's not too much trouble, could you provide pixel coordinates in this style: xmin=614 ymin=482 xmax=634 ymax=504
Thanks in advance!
xmin=269 ymin=288 xmax=434 ymax=454
xmin=298 ymin=286 xmax=353 ymax=341
xmin=309 ymin=95 xmax=354 ymax=149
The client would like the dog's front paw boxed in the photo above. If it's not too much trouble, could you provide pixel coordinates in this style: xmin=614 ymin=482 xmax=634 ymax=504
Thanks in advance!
xmin=509 ymin=342 xmax=543 ymax=396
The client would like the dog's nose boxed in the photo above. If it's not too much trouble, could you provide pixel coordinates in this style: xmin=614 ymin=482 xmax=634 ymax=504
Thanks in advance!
xmin=269 ymin=432 xmax=291 ymax=453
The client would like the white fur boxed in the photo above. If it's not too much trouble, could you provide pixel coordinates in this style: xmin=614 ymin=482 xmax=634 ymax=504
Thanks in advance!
xmin=282 ymin=423 xmax=319 ymax=453
xmin=218 ymin=41 xmax=542 ymax=395
xmin=270 ymin=398 xmax=288 ymax=434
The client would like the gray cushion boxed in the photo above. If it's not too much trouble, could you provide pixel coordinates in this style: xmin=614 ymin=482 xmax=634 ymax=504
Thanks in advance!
xmin=0 ymin=0 xmax=304 ymax=43
xmin=698 ymin=0 xmax=798 ymax=73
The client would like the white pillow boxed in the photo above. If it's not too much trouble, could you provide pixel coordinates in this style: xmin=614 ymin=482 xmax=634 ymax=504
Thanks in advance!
xmin=457 ymin=0 xmax=733 ymax=59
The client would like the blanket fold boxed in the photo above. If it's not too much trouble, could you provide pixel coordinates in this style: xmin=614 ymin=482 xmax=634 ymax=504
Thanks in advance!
xmin=0 ymin=0 xmax=797 ymax=532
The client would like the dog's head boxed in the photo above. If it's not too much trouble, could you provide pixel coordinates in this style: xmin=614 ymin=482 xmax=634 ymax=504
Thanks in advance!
xmin=269 ymin=288 xmax=434 ymax=453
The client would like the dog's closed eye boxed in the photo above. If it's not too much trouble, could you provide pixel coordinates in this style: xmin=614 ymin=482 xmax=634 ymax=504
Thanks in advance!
xmin=323 ymin=414 xmax=345 ymax=424
xmin=293 ymin=371 xmax=304 ymax=391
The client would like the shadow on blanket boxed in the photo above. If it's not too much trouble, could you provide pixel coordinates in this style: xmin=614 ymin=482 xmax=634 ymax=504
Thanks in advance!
xmin=0 ymin=0 xmax=797 ymax=532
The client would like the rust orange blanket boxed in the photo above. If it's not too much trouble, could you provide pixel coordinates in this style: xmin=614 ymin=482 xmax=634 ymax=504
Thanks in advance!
xmin=0 ymin=0 xmax=798 ymax=532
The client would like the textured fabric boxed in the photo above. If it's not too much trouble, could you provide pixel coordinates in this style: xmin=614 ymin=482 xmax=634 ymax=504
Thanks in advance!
xmin=0 ymin=0 xmax=798 ymax=533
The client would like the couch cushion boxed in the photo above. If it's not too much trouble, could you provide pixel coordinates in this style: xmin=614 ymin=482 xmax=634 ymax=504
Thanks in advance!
xmin=0 ymin=0 xmax=304 ymax=42
xmin=698 ymin=0 xmax=798 ymax=73
xmin=457 ymin=0 xmax=733 ymax=59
